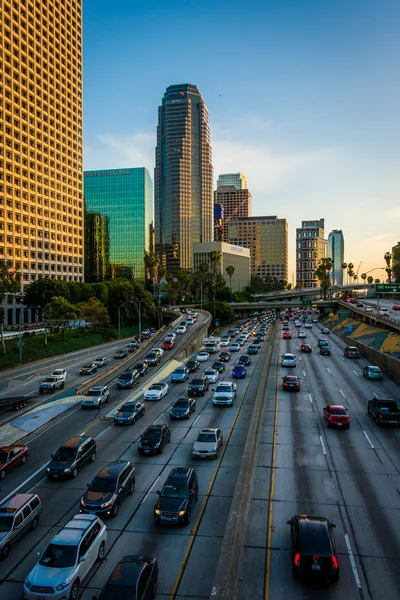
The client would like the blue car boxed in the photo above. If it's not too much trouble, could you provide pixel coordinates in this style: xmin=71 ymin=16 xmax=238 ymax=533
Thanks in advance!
xmin=232 ymin=364 xmax=246 ymax=379
xmin=171 ymin=366 xmax=189 ymax=382
xmin=117 ymin=369 xmax=140 ymax=389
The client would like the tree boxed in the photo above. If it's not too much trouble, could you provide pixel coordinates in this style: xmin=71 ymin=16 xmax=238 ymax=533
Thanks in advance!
xmin=393 ymin=247 xmax=400 ymax=282
xmin=225 ymin=265 xmax=235 ymax=299
xmin=341 ymin=263 xmax=348 ymax=285
xmin=80 ymin=297 xmax=110 ymax=332
xmin=384 ymin=251 xmax=392 ymax=282
xmin=209 ymin=251 xmax=222 ymax=320
xmin=43 ymin=296 xmax=82 ymax=340
xmin=0 ymin=262 xmax=22 ymax=354
xmin=202 ymin=301 xmax=234 ymax=325
xmin=314 ymin=257 xmax=333 ymax=299
xmin=347 ymin=262 xmax=354 ymax=285
xmin=374 ymin=279 xmax=380 ymax=284
xmin=367 ymin=276 xmax=374 ymax=284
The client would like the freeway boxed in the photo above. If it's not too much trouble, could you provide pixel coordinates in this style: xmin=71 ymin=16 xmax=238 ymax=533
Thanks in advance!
xmin=236 ymin=317 xmax=400 ymax=600
xmin=364 ymin=298 xmax=400 ymax=322
xmin=0 ymin=312 xmax=274 ymax=599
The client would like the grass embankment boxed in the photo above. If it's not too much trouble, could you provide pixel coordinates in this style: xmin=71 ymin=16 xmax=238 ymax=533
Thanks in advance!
xmin=0 ymin=324 xmax=149 ymax=372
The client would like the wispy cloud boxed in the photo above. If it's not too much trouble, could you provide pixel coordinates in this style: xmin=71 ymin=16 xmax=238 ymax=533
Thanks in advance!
xmin=84 ymin=132 xmax=155 ymax=172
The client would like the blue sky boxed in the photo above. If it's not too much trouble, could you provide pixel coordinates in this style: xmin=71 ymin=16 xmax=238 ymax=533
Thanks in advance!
xmin=83 ymin=0 xmax=400 ymax=279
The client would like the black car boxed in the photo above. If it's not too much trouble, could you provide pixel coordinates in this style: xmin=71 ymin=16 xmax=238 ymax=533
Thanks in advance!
xmin=239 ymin=355 xmax=251 ymax=366
xmin=170 ymin=397 xmax=196 ymax=419
xmin=117 ymin=369 xmax=140 ymax=389
xmin=282 ymin=375 xmax=301 ymax=391
xmin=248 ymin=345 xmax=259 ymax=355
xmin=97 ymin=556 xmax=158 ymax=600
xmin=219 ymin=352 xmax=231 ymax=362
xmin=320 ymin=346 xmax=331 ymax=356
xmin=80 ymin=460 xmax=135 ymax=517
xmin=186 ymin=359 xmax=200 ymax=373
xmin=47 ymin=436 xmax=96 ymax=479
xmin=114 ymin=349 xmax=128 ymax=359
xmin=138 ymin=425 xmax=171 ymax=455
xmin=287 ymin=515 xmax=339 ymax=582
xmin=144 ymin=351 xmax=160 ymax=366
xmin=344 ymin=346 xmax=360 ymax=358
xmin=114 ymin=401 xmax=146 ymax=425
xmin=188 ymin=376 xmax=210 ymax=396
xmin=212 ymin=361 xmax=226 ymax=373
xmin=80 ymin=363 xmax=98 ymax=375
xmin=154 ymin=467 xmax=199 ymax=525
xmin=135 ymin=362 xmax=149 ymax=377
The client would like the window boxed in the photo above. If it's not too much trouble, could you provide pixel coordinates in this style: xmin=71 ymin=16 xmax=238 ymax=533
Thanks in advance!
xmin=22 ymin=504 xmax=32 ymax=519
xmin=14 ymin=512 xmax=23 ymax=527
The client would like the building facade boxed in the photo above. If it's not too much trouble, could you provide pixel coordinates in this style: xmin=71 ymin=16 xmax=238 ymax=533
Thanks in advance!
xmin=84 ymin=168 xmax=153 ymax=281
xmin=192 ymin=241 xmax=251 ymax=292
xmin=296 ymin=219 xmax=327 ymax=288
xmin=216 ymin=172 xmax=248 ymax=190
xmin=84 ymin=213 xmax=109 ymax=282
xmin=327 ymin=229 xmax=344 ymax=285
xmin=227 ymin=216 xmax=288 ymax=283
xmin=154 ymin=84 xmax=214 ymax=273
xmin=214 ymin=185 xmax=252 ymax=242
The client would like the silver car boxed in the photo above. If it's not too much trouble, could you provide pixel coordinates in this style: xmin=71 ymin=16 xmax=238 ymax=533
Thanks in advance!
xmin=192 ymin=428 xmax=223 ymax=459
xmin=281 ymin=353 xmax=296 ymax=367
xmin=81 ymin=386 xmax=109 ymax=408
xmin=204 ymin=369 xmax=219 ymax=384
xmin=0 ymin=493 xmax=42 ymax=559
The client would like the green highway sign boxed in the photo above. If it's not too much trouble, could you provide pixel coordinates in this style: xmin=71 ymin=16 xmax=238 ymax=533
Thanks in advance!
xmin=376 ymin=283 xmax=400 ymax=293
xmin=338 ymin=310 xmax=351 ymax=318
xmin=302 ymin=298 xmax=312 ymax=307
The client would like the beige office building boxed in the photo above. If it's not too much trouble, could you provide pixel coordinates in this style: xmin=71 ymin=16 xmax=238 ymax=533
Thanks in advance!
xmin=228 ymin=216 xmax=288 ymax=283
xmin=192 ymin=241 xmax=251 ymax=292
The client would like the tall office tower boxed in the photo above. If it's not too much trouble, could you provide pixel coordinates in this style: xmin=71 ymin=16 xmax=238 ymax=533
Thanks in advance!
xmin=84 ymin=168 xmax=153 ymax=281
xmin=84 ymin=213 xmax=110 ymax=283
xmin=217 ymin=172 xmax=248 ymax=190
xmin=296 ymin=219 xmax=327 ymax=288
xmin=154 ymin=84 xmax=213 ymax=272
xmin=327 ymin=229 xmax=345 ymax=285
xmin=228 ymin=216 xmax=288 ymax=283
xmin=214 ymin=184 xmax=252 ymax=242
xmin=0 ymin=0 xmax=84 ymax=290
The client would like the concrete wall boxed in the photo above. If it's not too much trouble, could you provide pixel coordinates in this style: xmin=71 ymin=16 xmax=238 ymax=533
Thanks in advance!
xmin=344 ymin=336 xmax=400 ymax=386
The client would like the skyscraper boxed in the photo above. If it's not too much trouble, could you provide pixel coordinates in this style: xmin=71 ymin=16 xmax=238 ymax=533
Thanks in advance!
xmin=154 ymin=84 xmax=213 ymax=272
xmin=216 ymin=173 xmax=248 ymax=190
xmin=328 ymin=230 xmax=345 ymax=285
xmin=296 ymin=219 xmax=327 ymax=288
xmin=84 ymin=168 xmax=153 ymax=281
xmin=214 ymin=184 xmax=252 ymax=242
xmin=0 ymin=0 xmax=84 ymax=288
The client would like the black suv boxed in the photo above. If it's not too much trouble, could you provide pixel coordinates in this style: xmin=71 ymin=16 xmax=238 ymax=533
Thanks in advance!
xmin=80 ymin=460 xmax=135 ymax=517
xmin=154 ymin=467 xmax=199 ymax=525
xmin=47 ymin=436 xmax=96 ymax=479
xmin=188 ymin=375 xmax=209 ymax=396
xmin=135 ymin=362 xmax=149 ymax=377
xmin=287 ymin=515 xmax=339 ymax=582
xmin=170 ymin=397 xmax=196 ymax=419
xmin=97 ymin=556 xmax=158 ymax=600
xmin=138 ymin=425 xmax=171 ymax=455
xmin=239 ymin=355 xmax=251 ymax=366
xmin=186 ymin=359 xmax=200 ymax=373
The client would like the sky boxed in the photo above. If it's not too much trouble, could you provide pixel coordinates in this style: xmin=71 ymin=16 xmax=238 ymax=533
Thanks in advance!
xmin=83 ymin=0 xmax=400 ymax=281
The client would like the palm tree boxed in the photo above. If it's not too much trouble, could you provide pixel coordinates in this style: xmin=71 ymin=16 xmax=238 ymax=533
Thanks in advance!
xmin=367 ymin=276 xmax=373 ymax=284
xmin=225 ymin=265 xmax=235 ymax=299
xmin=197 ymin=262 xmax=209 ymax=308
xmin=347 ymin=262 xmax=354 ymax=286
xmin=384 ymin=251 xmax=392 ymax=282
xmin=342 ymin=263 xmax=348 ymax=285
xmin=209 ymin=251 xmax=222 ymax=321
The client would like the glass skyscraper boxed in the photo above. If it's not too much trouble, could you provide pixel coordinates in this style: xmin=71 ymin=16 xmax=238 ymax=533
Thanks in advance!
xmin=328 ymin=229 xmax=345 ymax=285
xmin=84 ymin=168 xmax=153 ymax=281
xmin=217 ymin=173 xmax=248 ymax=190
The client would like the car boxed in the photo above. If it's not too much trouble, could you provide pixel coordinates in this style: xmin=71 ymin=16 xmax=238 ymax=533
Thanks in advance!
xmin=114 ymin=349 xmax=128 ymax=359
xmin=344 ymin=346 xmax=360 ymax=358
xmin=227 ymin=329 xmax=236 ymax=337
xmin=138 ymin=424 xmax=171 ymax=455
xmin=363 ymin=365 xmax=383 ymax=380
xmin=81 ymin=386 xmax=110 ymax=408
xmin=188 ymin=375 xmax=210 ymax=396
xmin=165 ymin=332 xmax=177 ymax=342
xmin=196 ymin=351 xmax=210 ymax=362
xmin=94 ymin=357 xmax=109 ymax=368
xmin=220 ymin=337 xmax=230 ymax=347
xmin=213 ymin=381 xmax=237 ymax=406
xmin=230 ymin=343 xmax=240 ymax=352
xmin=134 ymin=362 xmax=149 ymax=377
xmin=80 ymin=460 xmax=135 ymax=517
xmin=204 ymin=368 xmax=219 ymax=383
xmin=154 ymin=467 xmax=199 ymax=525
xmin=365 ymin=305 xmax=374 ymax=313
xmin=171 ymin=366 xmax=189 ymax=382
xmin=312 ymin=317 xmax=318 ymax=323
xmin=367 ymin=397 xmax=400 ymax=425
xmin=96 ymin=555 xmax=158 ymax=600
xmin=318 ymin=338 xmax=329 ymax=347
xmin=186 ymin=318 xmax=194 ymax=326
xmin=321 ymin=327 xmax=330 ymax=334
xmin=153 ymin=347 xmax=164 ymax=358
xmin=294 ymin=320 xmax=301 ymax=327
xmin=379 ymin=308 xmax=390 ymax=316
xmin=212 ymin=361 xmax=226 ymax=373
xmin=0 ymin=445 xmax=29 ymax=479
xmin=287 ymin=515 xmax=339 ymax=582
xmin=281 ymin=353 xmax=296 ymax=368
xmin=144 ymin=382 xmax=169 ymax=400
xmin=305 ymin=322 xmax=312 ymax=328
xmin=128 ymin=341 xmax=138 ymax=352
xmin=117 ymin=369 xmax=140 ymax=389
xmin=393 ymin=304 xmax=400 ymax=310
xmin=169 ymin=397 xmax=196 ymax=419
xmin=282 ymin=375 xmax=301 ymax=391
xmin=219 ymin=351 xmax=231 ymax=362
xmin=320 ymin=345 xmax=331 ymax=356
xmin=46 ymin=436 xmax=97 ymax=479
xmin=192 ymin=428 xmax=223 ymax=459
xmin=232 ymin=364 xmax=246 ymax=379
xmin=0 ymin=493 xmax=42 ymax=559
xmin=114 ymin=401 xmax=145 ymax=425
xmin=80 ymin=362 xmax=98 ymax=375
xmin=186 ymin=359 xmax=200 ymax=372
xmin=24 ymin=514 xmax=107 ymax=600
xmin=176 ymin=325 xmax=187 ymax=334
xmin=248 ymin=344 xmax=259 ymax=355
xmin=144 ymin=351 xmax=160 ymax=366
xmin=282 ymin=324 xmax=289 ymax=330
xmin=283 ymin=332 xmax=292 ymax=339
xmin=39 ymin=376 xmax=65 ymax=394
xmin=323 ymin=405 xmax=350 ymax=429
xmin=356 ymin=301 xmax=364 ymax=307
xmin=239 ymin=354 xmax=251 ymax=366
xmin=51 ymin=368 xmax=67 ymax=381
xmin=300 ymin=344 xmax=312 ymax=353
xmin=298 ymin=331 xmax=306 ymax=338
xmin=163 ymin=339 xmax=175 ymax=350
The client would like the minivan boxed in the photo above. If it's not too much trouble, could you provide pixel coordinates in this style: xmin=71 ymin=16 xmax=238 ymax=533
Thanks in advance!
xmin=0 ymin=493 xmax=42 ymax=559
xmin=46 ymin=436 xmax=97 ymax=479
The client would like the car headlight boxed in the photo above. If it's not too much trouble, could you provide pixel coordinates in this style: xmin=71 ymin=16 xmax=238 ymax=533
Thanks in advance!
xmin=55 ymin=582 xmax=69 ymax=592
xmin=154 ymin=443 xmax=160 ymax=448
xmin=178 ymin=510 xmax=186 ymax=516
xmin=46 ymin=467 xmax=50 ymax=472
xmin=63 ymin=468 xmax=71 ymax=473
xmin=155 ymin=509 xmax=161 ymax=515
xmin=101 ymin=500 xmax=113 ymax=508
xmin=25 ymin=579 xmax=32 ymax=590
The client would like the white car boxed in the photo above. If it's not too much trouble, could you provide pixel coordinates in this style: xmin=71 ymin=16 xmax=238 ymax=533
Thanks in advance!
xmin=186 ymin=318 xmax=194 ymax=326
xmin=153 ymin=347 xmax=164 ymax=357
xmin=50 ymin=368 xmax=67 ymax=381
xmin=24 ymin=514 xmax=107 ymax=600
xmin=196 ymin=351 xmax=210 ymax=362
xmin=166 ymin=332 xmax=177 ymax=341
xmin=294 ymin=321 xmax=301 ymax=327
xmin=203 ymin=368 xmax=219 ymax=384
xmin=281 ymin=353 xmax=296 ymax=367
xmin=213 ymin=381 xmax=237 ymax=406
xmin=305 ymin=322 xmax=312 ymax=328
xmin=176 ymin=325 xmax=187 ymax=334
xmin=365 ymin=306 xmax=374 ymax=313
xmin=379 ymin=308 xmax=390 ymax=316
xmin=81 ymin=386 xmax=109 ymax=408
xmin=312 ymin=317 xmax=318 ymax=323
xmin=220 ymin=338 xmax=230 ymax=347
xmin=144 ymin=382 xmax=169 ymax=400
xmin=298 ymin=331 xmax=306 ymax=338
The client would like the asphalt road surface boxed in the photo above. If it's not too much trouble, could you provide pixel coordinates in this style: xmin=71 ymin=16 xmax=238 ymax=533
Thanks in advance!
xmin=237 ymin=319 xmax=400 ymax=600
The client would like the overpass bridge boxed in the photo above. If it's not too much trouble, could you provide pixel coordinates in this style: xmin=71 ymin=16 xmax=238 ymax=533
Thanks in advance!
xmin=251 ymin=283 xmax=373 ymax=301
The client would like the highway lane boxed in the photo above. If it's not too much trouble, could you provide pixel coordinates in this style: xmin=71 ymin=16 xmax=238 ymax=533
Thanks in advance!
xmin=0 ymin=316 xmax=274 ymax=599
xmin=237 ymin=318 xmax=400 ymax=600
xmin=363 ymin=297 xmax=400 ymax=321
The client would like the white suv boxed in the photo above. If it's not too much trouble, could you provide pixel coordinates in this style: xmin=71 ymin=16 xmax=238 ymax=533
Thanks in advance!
xmin=24 ymin=514 xmax=107 ymax=600
xmin=213 ymin=381 xmax=237 ymax=406
xmin=81 ymin=386 xmax=109 ymax=408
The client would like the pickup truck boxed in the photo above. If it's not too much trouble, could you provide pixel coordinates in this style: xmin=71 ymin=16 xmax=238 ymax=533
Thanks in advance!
xmin=367 ymin=398 xmax=400 ymax=426
xmin=39 ymin=376 xmax=66 ymax=394
xmin=51 ymin=368 xmax=67 ymax=381
xmin=213 ymin=381 xmax=237 ymax=406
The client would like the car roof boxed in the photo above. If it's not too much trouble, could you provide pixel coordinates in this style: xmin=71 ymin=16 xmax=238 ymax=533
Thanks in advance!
xmin=0 ymin=493 xmax=37 ymax=512
xmin=200 ymin=428 xmax=218 ymax=433
xmin=144 ymin=425 xmax=165 ymax=432
xmin=55 ymin=514 xmax=98 ymax=545
xmin=95 ymin=460 xmax=130 ymax=479
xmin=296 ymin=516 xmax=333 ymax=554
xmin=121 ymin=401 xmax=137 ymax=408
xmin=167 ymin=467 xmax=192 ymax=481
xmin=89 ymin=386 xmax=106 ymax=392
xmin=0 ymin=445 xmax=26 ymax=453
xmin=61 ymin=436 xmax=89 ymax=448
xmin=106 ymin=556 xmax=156 ymax=587
xmin=327 ymin=404 xmax=346 ymax=410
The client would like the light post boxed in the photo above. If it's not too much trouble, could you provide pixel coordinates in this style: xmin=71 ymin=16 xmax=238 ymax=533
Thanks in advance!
xmin=138 ymin=298 xmax=146 ymax=341
xmin=118 ymin=300 xmax=134 ymax=339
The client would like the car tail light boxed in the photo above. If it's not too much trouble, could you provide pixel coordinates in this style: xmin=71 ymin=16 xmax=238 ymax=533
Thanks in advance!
xmin=332 ymin=555 xmax=338 ymax=569
xmin=379 ymin=414 xmax=382 ymax=419
xmin=294 ymin=553 xmax=301 ymax=566
xmin=283 ymin=382 xmax=288 ymax=387
xmin=295 ymin=383 xmax=300 ymax=387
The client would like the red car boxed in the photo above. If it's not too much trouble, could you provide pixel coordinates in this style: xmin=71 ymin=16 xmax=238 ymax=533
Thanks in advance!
xmin=300 ymin=344 xmax=312 ymax=353
xmin=162 ymin=340 xmax=175 ymax=350
xmin=393 ymin=304 xmax=400 ymax=311
xmin=283 ymin=332 xmax=292 ymax=339
xmin=323 ymin=405 xmax=350 ymax=429
xmin=0 ymin=445 xmax=29 ymax=479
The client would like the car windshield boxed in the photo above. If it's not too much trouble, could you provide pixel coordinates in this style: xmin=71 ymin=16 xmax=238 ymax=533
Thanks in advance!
xmin=161 ymin=484 xmax=187 ymax=499
xmin=197 ymin=433 xmax=216 ymax=443
xmin=285 ymin=377 xmax=297 ymax=381
xmin=52 ymin=370 xmax=64 ymax=376
xmin=82 ymin=364 xmax=92 ymax=369
xmin=95 ymin=358 xmax=104 ymax=362
xmin=119 ymin=373 xmax=132 ymax=381
xmin=213 ymin=363 xmax=223 ymax=368
xmin=284 ymin=355 xmax=294 ymax=360
xmin=217 ymin=386 xmax=232 ymax=392
xmin=150 ymin=384 xmax=163 ymax=390
xmin=89 ymin=477 xmax=117 ymax=493
xmin=85 ymin=390 xmax=101 ymax=397
xmin=235 ymin=366 xmax=244 ymax=371
xmin=330 ymin=408 xmax=347 ymax=415
xmin=136 ymin=364 xmax=144 ymax=369
xmin=204 ymin=371 xmax=215 ymax=376
xmin=147 ymin=353 xmax=156 ymax=359
xmin=199 ymin=353 xmax=207 ymax=357
xmin=0 ymin=515 xmax=14 ymax=531
xmin=174 ymin=400 xmax=189 ymax=408
xmin=370 ymin=367 xmax=381 ymax=372
xmin=191 ymin=379 xmax=204 ymax=385
xmin=121 ymin=405 xmax=136 ymax=413
xmin=175 ymin=368 xmax=185 ymax=374
xmin=53 ymin=447 xmax=76 ymax=461
xmin=39 ymin=543 xmax=78 ymax=568
xmin=42 ymin=378 xmax=55 ymax=383
xmin=143 ymin=430 xmax=161 ymax=440
xmin=187 ymin=361 xmax=196 ymax=367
